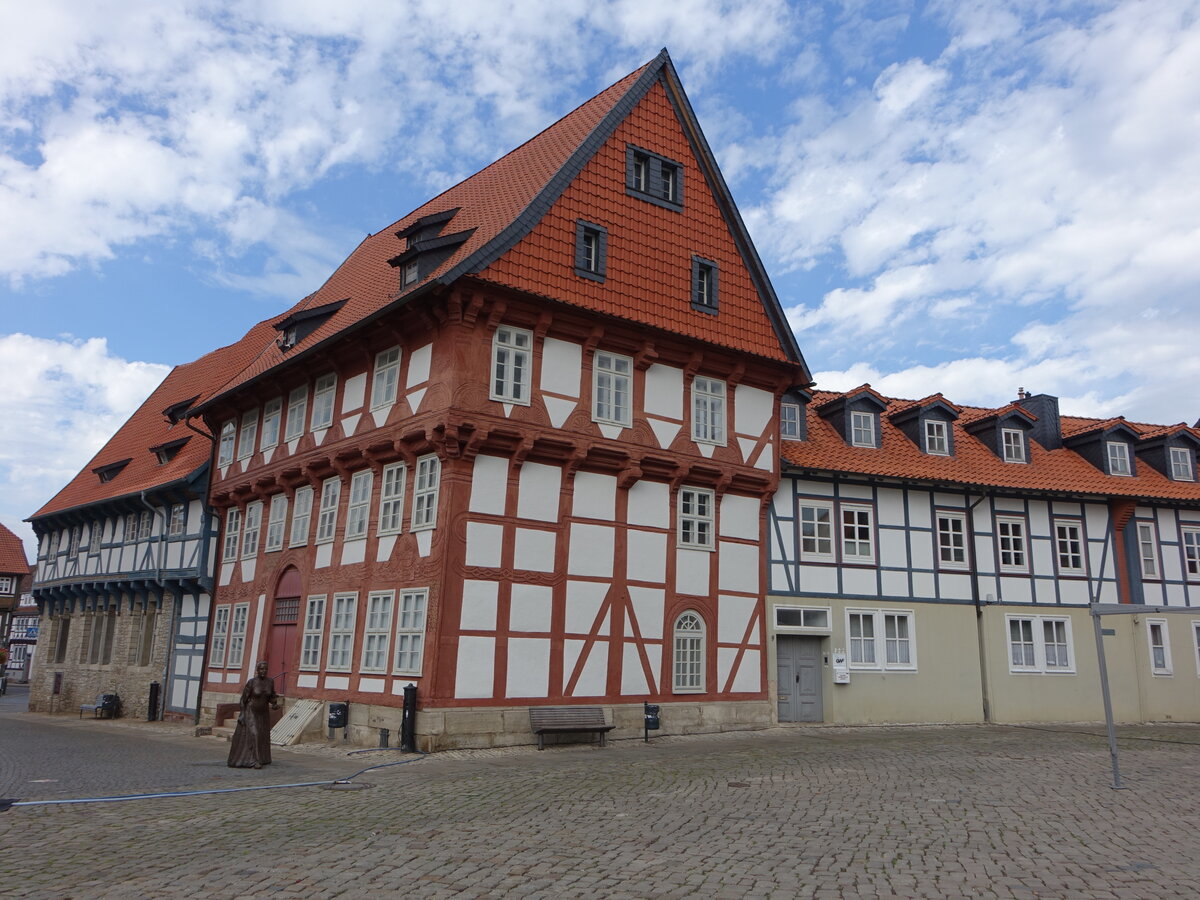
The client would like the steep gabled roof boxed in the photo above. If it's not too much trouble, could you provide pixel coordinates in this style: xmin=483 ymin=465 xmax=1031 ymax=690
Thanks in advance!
xmin=0 ymin=523 xmax=29 ymax=574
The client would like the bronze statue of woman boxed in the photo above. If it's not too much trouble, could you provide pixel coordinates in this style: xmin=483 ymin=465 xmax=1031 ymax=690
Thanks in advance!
xmin=227 ymin=660 xmax=280 ymax=768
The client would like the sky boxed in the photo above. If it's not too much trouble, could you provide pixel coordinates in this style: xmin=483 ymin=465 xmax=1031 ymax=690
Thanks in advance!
xmin=2 ymin=0 xmax=1199 ymax=558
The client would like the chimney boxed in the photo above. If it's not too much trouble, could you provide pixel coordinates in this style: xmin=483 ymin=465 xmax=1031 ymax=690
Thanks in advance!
xmin=1017 ymin=393 xmax=1062 ymax=450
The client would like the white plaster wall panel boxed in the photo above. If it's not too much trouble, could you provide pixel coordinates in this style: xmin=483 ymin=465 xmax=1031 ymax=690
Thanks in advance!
xmin=376 ymin=534 xmax=397 ymax=562
xmin=297 ymin=674 xmax=319 ymax=688
xmin=219 ymin=562 xmax=233 ymax=586
xmin=262 ymin=446 xmax=276 ymax=464
xmin=676 ymin=548 xmax=710 ymax=596
xmin=842 ymin=568 xmax=878 ymax=597
xmin=543 ymin=396 xmax=576 ymax=429
xmin=998 ymin=576 xmax=1033 ymax=603
xmin=621 ymin=644 xmax=651 ymax=694
xmin=933 ymin=491 xmax=965 ymax=509
xmin=568 ymin=641 xmax=608 ymax=696
xmin=470 ymin=455 xmax=509 ymax=515
xmin=1180 ymin=509 xmax=1200 ymax=524
xmin=1052 ymin=500 xmax=1081 ymax=516
xmin=772 ymin=521 xmax=795 ymax=561
xmin=466 ymin=522 xmax=504 ymax=568
xmin=647 ymin=418 xmax=681 ymax=450
xmin=287 ymin=438 xmax=300 ymax=455
xmin=513 ymin=528 xmax=556 ymax=573
xmin=1058 ymin=580 xmax=1091 ymax=606
xmin=627 ymin=530 xmax=667 ymax=583
xmin=166 ymin=543 xmax=182 ymax=569
xmin=873 ymin=489 xmax=902 ymax=527
xmin=314 ymin=543 xmax=333 ymax=569
xmin=341 ymin=373 xmax=366 ymax=412
xmin=718 ymin=542 xmax=758 ymax=594
xmin=460 ymin=580 xmax=499 ymax=630
xmin=1031 ymin=540 xmax=1053 ymax=576
xmin=770 ymin=564 xmax=793 ymax=592
xmin=717 ymin=647 xmax=737 ymax=693
xmin=312 ymin=428 xmax=328 ymax=446
xmin=907 ymin=493 xmax=931 ymax=530
xmin=406 ymin=388 xmax=426 ymax=413
xmin=510 ymin=583 xmax=553 ymax=632
xmin=416 ymin=531 xmax=432 ymax=557
xmin=973 ymin=536 xmax=995 ymax=573
xmin=517 ymin=463 xmax=561 ymax=522
xmin=1085 ymin=504 xmax=1109 ymax=541
xmin=754 ymin=444 xmax=775 ymax=472
xmin=407 ymin=344 xmax=432 ymax=386
xmin=572 ymin=472 xmax=616 ymax=521
xmin=938 ymin=573 xmax=972 ymax=600
xmin=501 ymin=402 xmax=514 ymax=418
xmin=798 ymin=565 xmax=837 ymax=595
xmin=324 ymin=675 xmax=350 ymax=690
xmin=628 ymin=480 xmax=669 ymax=528
xmin=881 ymin=529 xmax=910 ymax=569
xmin=1157 ymin=506 xmax=1178 ymax=531
xmin=881 ymin=570 xmax=910 ymax=597
xmin=226 ymin=672 xmax=243 ymax=683
xmin=1027 ymin=501 xmax=1051 ymax=537
xmin=506 ymin=638 xmax=551 ymax=698
xmin=120 ymin=546 xmax=134 ymax=570
xmin=1161 ymin=552 xmax=1183 ymax=584
xmin=911 ymin=571 xmax=934 ymax=599
xmin=539 ymin=338 xmax=582 ymax=396
xmin=719 ymin=495 xmax=759 ymax=540
xmin=340 ymin=539 xmax=366 ymax=566
xmin=567 ymin=524 xmax=614 ymax=577
xmin=800 ymin=480 xmax=835 ymax=497
xmin=565 ymin=580 xmax=608 ymax=634
xmin=772 ymin=485 xmax=794 ymax=515
xmin=644 ymin=364 xmax=683 ymax=419
xmin=597 ymin=423 xmax=622 ymax=440
xmin=717 ymin=594 xmax=756 ymax=644
xmin=341 ymin=413 xmax=361 ymax=437
xmin=240 ymin=560 xmax=257 ymax=582
xmin=627 ymin=587 xmax=665 ymax=639
xmin=391 ymin=682 xmax=411 ymax=696
xmin=737 ymin=437 xmax=757 ymax=463
xmin=993 ymin=496 xmax=1024 ymax=513
xmin=839 ymin=483 xmax=873 ymax=501
xmin=1034 ymin=577 xmax=1059 ymax=605
xmin=730 ymin=649 xmax=761 ymax=693
xmin=358 ymin=678 xmax=385 ymax=693
xmin=455 ymin=636 xmax=495 ymax=699
xmin=734 ymin=385 xmax=772 ymax=435
xmin=188 ymin=499 xmax=203 ymax=529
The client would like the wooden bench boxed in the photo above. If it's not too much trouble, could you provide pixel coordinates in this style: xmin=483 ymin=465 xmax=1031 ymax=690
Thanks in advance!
xmin=80 ymin=693 xmax=119 ymax=719
xmin=529 ymin=706 xmax=614 ymax=750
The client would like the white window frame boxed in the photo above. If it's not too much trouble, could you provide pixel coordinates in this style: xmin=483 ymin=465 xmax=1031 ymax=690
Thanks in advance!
xmin=1006 ymin=614 xmax=1075 ymax=674
xmin=237 ymin=408 xmax=259 ymax=460
xmin=691 ymin=376 xmax=726 ymax=445
xmin=774 ymin=605 xmax=832 ymax=633
xmin=1170 ymin=447 xmax=1194 ymax=481
xmin=360 ymin=591 xmax=394 ymax=673
xmin=260 ymin=397 xmax=282 ymax=449
xmin=310 ymin=373 xmax=337 ymax=431
xmin=996 ymin=516 xmax=1028 ymax=572
xmin=1107 ymin=440 xmax=1131 ymax=476
xmin=345 ymin=470 xmax=373 ymax=541
xmin=1182 ymin=526 xmax=1200 ymax=581
xmin=592 ymin=351 xmax=632 ymax=427
xmin=371 ymin=346 xmax=401 ymax=410
xmin=411 ymin=455 xmax=440 ymax=530
xmin=925 ymin=419 xmax=949 ymax=455
xmin=0 ymin=576 xmax=12 ymax=594
xmin=315 ymin=477 xmax=341 ymax=545
xmin=299 ymin=595 xmax=326 ymax=670
xmin=850 ymin=411 xmax=875 ymax=448
xmin=227 ymin=603 xmax=250 ymax=670
xmin=378 ymin=462 xmax=407 ymax=535
xmin=209 ymin=606 xmax=230 ymax=668
xmin=1147 ymin=618 xmax=1172 ymax=675
xmin=1002 ymin=428 xmax=1026 ymax=463
xmin=241 ymin=500 xmax=262 ymax=559
xmin=265 ymin=494 xmax=288 ymax=552
xmin=393 ymin=588 xmax=429 ymax=675
xmin=1137 ymin=521 xmax=1159 ymax=579
xmin=217 ymin=420 xmax=236 ymax=466
xmin=846 ymin=609 xmax=917 ymax=671
xmin=138 ymin=511 xmax=152 ymax=540
xmin=284 ymin=385 xmax=308 ymax=442
xmin=490 ymin=325 xmax=533 ymax=404
xmin=780 ymin=402 xmax=801 ymax=439
xmin=168 ymin=503 xmax=186 ymax=537
xmin=1192 ymin=620 xmax=1200 ymax=677
xmin=672 ymin=611 xmax=705 ymax=693
xmin=840 ymin=504 xmax=875 ymax=563
xmin=1054 ymin=520 xmax=1085 ymax=575
xmin=326 ymin=592 xmax=358 ymax=672
xmin=289 ymin=485 xmax=314 ymax=547
xmin=798 ymin=502 xmax=834 ymax=561
xmin=677 ymin=486 xmax=715 ymax=551
xmin=222 ymin=508 xmax=241 ymax=562
xmin=936 ymin=512 xmax=968 ymax=570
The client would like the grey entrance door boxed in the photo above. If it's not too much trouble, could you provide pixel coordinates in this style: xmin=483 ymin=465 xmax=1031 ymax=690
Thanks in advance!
xmin=777 ymin=636 xmax=823 ymax=722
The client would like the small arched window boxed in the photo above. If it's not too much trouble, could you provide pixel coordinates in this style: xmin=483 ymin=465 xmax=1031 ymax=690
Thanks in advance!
xmin=672 ymin=611 xmax=705 ymax=693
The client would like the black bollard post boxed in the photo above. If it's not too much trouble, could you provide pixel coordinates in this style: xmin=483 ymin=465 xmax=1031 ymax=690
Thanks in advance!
xmin=401 ymin=682 xmax=417 ymax=752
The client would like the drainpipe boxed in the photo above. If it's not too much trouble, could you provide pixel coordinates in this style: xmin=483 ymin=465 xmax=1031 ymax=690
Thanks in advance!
xmin=966 ymin=492 xmax=992 ymax=723
xmin=140 ymin=491 xmax=171 ymax=721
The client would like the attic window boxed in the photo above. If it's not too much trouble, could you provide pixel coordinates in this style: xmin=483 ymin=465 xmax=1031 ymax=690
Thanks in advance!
xmin=925 ymin=420 xmax=949 ymax=455
xmin=626 ymin=145 xmax=684 ymax=211
xmin=691 ymin=256 xmax=718 ymax=314
xmin=93 ymin=459 xmax=131 ymax=483
xmin=273 ymin=299 xmax=348 ymax=352
xmin=1107 ymin=441 xmax=1132 ymax=476
xmin=162 ymin=395 xmax=199 ymax=425
xmin=1170 ymin=447 xmax=1194 ymax=481
xmin=780 ymin=403 xmax=801 ymax=439
xmin=150 ymin=437 xmax=190 ymax=466
xmin=851 ymin=411 xmax=876 ymax=448
xmin=574 ymin=220 xmax=607 ymax=282
xmin=1002 ymin=428 xmax=1026 ymax=463
xmin=403 ymin=260 xmax=419 ymax=286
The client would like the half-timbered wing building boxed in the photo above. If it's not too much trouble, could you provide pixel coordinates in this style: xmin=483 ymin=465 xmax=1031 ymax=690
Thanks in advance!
xmin=769 ymin=388 xmax=1200 ymax=725
xmin=190 ymin=50 xmax=812 ymax=748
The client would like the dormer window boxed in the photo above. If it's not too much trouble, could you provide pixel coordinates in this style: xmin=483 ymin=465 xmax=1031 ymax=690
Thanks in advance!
xmin=1002 ymin=428 xmax=1026 ymax=463
xmin=403 ymin=260 xmax=419 ymax=286
xmin=280 ymin=326 xmax=297 ymax=350
xmin=273 ymin=298 xmax=347 ymax=352
xmin=781 ymin=403 xmax=801 ymax=439
xmin=1170 ymin=447 xmax=1194 ymax=481
xmin=150 ymin=437 xmax=190 ymax=466
xmin=1107 ymin=441 xmax=1132 ymax=476
xmin=93 ymin=459 xmax=131 ymax=483
xmin=925 ymin=420 xmax=949 ymax=455
xmin=851 ymin=411 xmax=876 ymax=448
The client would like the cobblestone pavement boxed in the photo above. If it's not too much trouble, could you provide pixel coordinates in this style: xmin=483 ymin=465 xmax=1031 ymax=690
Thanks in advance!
xmin=3 ymin=691 xmax=1200 ymax=899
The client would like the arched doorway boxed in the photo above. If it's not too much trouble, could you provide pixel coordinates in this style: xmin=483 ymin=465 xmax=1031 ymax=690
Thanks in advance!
xmin=267 ymin=567 xmax=302 ymax=694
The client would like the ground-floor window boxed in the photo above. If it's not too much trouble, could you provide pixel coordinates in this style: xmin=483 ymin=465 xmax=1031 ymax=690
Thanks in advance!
xmin=1147 ymin=618 xmax=1172 ymax=675
xmin=1007 ymin=615 xmax=1074 ymax=674
xmin=846 ymin=608 xmax=916 ymax=671
xmin=672 ymin=611 xmax=705 ymax=692
xmin=394 ymin=589 xmax=428 ymax=675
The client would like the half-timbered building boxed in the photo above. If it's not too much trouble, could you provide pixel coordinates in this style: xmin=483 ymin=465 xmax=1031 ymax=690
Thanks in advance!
xmin=190 ymin=51 xmax=812 ymax=749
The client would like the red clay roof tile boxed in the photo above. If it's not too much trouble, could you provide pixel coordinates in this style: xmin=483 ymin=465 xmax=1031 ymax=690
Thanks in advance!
xmin=0 ymin=523 xmax=29 ymax=574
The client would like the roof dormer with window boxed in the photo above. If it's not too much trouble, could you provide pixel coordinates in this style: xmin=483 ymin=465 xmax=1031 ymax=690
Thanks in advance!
xmin=273 ymin=298 xmax=348 ymax=352
xmin=1062 ymin=419 xmax=1142 ymax=477
xmin=387 ymin=208 xmax=475 ymax=294
xmin=1134 ymin=426 xmax=1200 ymax=482
xmin=888 ymin=394 xmax=960 ymax=457
xmin=779 ymin=388 xmax=812 ymax=442
xmin=816 ymin=386 xmax=888 ymax=449
xmin=963 ymin=405 xmax=1037 ymax=463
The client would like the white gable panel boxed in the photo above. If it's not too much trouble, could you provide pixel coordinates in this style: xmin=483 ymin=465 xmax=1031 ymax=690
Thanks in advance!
xmin=718 ymin=542 xmax=758 ymax=594
xmin=879 ymin=529 xmax=909 ymax=569
xmin=628 ymin=586 xmax=665 ymax=640
xmin=734 ymin=385 xmax=772 ymax=436
xmin=627 ymin=530 xmax=667 ymax=583
xmin=513 ymin=528 xmax=556 ymax=573
xmin=376 ymin=534 xmax=397 ymax=562
xmin=540 ymin=338 xmax=582 ymax=396
xmin=877 ymin=489 xmax=905 ymax=527
xmin=647 ymin=417 xmax=681 ymax=450
xmin=314 ymin=543 xmax=332 ymax=569
xmin=465 ymin=522 xmax=503 ymax=568
xmin=470 ymin=455 xmax=509 ymax=515
xmin=881 ymin=570 xmax=910 ymax=597
xmin=543 ymin=396 xmax=576 ymax=429
xmin=407 ymin=343 xmax=432 ymax=386
xmin=717 ymin=594 xmax=756 ymax=644
xmin=719 ymin=495 xmax=759 ymax=540
xmin=676 ymin=548 xmax=710 ymax=596
xmin=568 ymin=524 xmax=613 ymax=577
xmin=717 ymin=647 xmax=737 ymax=692
xmin=455 ymin=636 xmax=495 ymax=699
xmin=565 ymin=580 xmax=608 ymax=634
xmin=644 ymin=364 xmax=683 ymax=419
xmin=517 ymin=462 xmax=561 ymax=522
xmin=340 ymin=539 xmax=366 ymax=566
xmin=842 ymin=567 xmax=877 ymax=597
xmin=730 ymin=649 xmax=761 ymax=693
xmin=569 ymin=641 xmax=608 ymax=696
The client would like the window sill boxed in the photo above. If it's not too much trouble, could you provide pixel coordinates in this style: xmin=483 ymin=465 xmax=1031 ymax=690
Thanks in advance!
xmin=690 ymin=301 xmax=718 ymax=316
xmin=574 ymin=267 xmax=605 ymax=283
xmin=489 ymin=395 xmax=532 ymax=407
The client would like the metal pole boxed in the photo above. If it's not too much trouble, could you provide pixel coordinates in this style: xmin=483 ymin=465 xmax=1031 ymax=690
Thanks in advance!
xmin=400 ymin=683 xmax=417 ymax=752
xmin=1091 ymin=609 xmax=1125 ymax=790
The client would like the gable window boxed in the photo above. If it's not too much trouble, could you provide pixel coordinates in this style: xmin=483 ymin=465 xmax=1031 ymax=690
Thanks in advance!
xmin=996 ymin=517 xmax=1027 ymax=572
xmin=345 ymin=470 xmax=374 ymax=540
xmin=799 ymin=502 xmax=833 ymax=561
xmin=217 ymin=420 xmax=236 ymax=466
xmin=284 ymin=386 xmax=308 ymax=442
xmin=847 ymin=609 xmax=916 ymax=670
xmin=1182 ymin=526 xmax=1200 ymax=580
xmin=1137 ymin=521 xmax=1159 ymax=579
xmin=402 ymin=260 xmax=419 ymax=286
xmin=936 ymin=513 xmax=967 ymax=569
xmin=691 ymin=376 xmax=726 ymax=445
xmin=361 ymin=591 xmax=395 ymax=673
xmin=491 ymin=325 xmax=532 ymax=404
xmin=412 ymin=455 xmax=441 ymax=530
xmin=850 ymin=411 xmax=876 ymax=448
xmin=378 ymin=462 xmax=407 ymax=535
xmin=593 ymin=351 xmax=631 ymax=427
xmin=660 ymin=162 xmax=679 ymax=203
xmin=1147 ymin=619 xmax=1171 ymax=675
xmin=1107 ymin=441 xmax=1131 ymax=476
xmin=227 ymin=603 xmax=249 ymax=669
xmin=780 ymin=403 xmax=801 ymax=439
xmin=222 ymin=508 xmax=241 ymax=562
xmin=1054 ymin=520 xmax=1085 ymax=575
xmin=265 ymin=494 xmax=288 ymax=552
xmin=315 ymin=477 xmax=341 ymax=544
xmin=925 ymin=420 xmax=949 ymax=455
xmin=327 ymin=593 xmax=358 ymax=671
xmin=299 ymin=595 xmax=326 ymax=670
xmin=237 ymin=409 xmax=259 ymax=460
xmin=289 ymin=485 xmax=314 ymax=547
xmin=311 ymin=373 xmax=337 ymax=431
xmin=1008 ymin=615 xmax=1074 ymax=673
xmin=841 ymin=505 xmax=874 ymax=562
xmin=1002 ymin=428 xmax=1026 ymax=463
xmin=241 ymin=501 xmax=262 ymax=559
xmin=260 ymin=397 xmax=282 ymax=449
xmin=631 ymin=151 xmax=649 ymax=192
xmin=68 ymin=526 xmax=81 ymax=556
xmin=678 ymin=487 xmax=715 ymax=550
xmin=371 ymin=347 xmax=401 ymax=409
xmin=626 ymin=145 xmax=684 ymax=210
xmin=672 ymin=611 xmax=705 ymax=692
xmin=574 ymin=220 xmax=607 ymax=282
xmin=394 ymin=589 xmax=429 ymax=675
xmin=1171 ymin=447 xmax=1194 ymax=481
xmin=209 ymin=606 xmax=230 ymax=667
xmin=691 ymin=257 xmax=718 ymax=313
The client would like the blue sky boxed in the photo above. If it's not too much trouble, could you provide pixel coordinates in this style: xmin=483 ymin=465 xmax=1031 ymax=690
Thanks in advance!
xmin=2 ymin=0 xmax=1199 ymax=555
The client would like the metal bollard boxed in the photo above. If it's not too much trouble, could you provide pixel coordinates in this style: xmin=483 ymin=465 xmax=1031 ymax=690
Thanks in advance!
xmin=401 ymin=683 xmax=417 ymax=752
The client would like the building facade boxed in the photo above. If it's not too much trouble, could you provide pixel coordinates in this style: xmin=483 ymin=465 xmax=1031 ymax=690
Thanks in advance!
xmin=0 ymin=524 xmax=30 ymax=655
xmin=6 ymin=594 xmax=38 ymax=682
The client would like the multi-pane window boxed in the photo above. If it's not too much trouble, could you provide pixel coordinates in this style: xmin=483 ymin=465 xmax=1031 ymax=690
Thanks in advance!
xmin=209 ymin=607 xmax=230 ymax=667
xmin=491 ymin=326 xmax=532 ymax=403
xmin=227 ymin=604 xmax=250 ymax=669
xmin=692 ymin=258 xmax=718 ymax=311
xmin=138 ymin=511 xmax=152 ymax=540
xmin=1147 ymin=619 xmax=1171 ymax=675
xmin=934 ymin=513 xmax=966 ymax=568
xmin=1007 ymin=615 xmax=1074 ymax=673
xmin=371 ymin=347 xmax=401 ymax=409
xmin=1183 ymin=527 xmax=1200 ymax=580
xmin=300 ymin=595 xmax=326 ymax=670
xmin=265 ymin=494 xmax=288 ymax=552
xmin=661 ymin=162 xmax=679 ymax=203
xmin=412 ymin=455 xmax=440 ymax=530
xmin=1137 ymin=521 xmax=1159 ymax=579
xmin=575 ymin=221 xmax=607 ymax=281
xmin=925 ymin=420 xmax=949 ymax=455
xmin=847 ymin=610 xmax=916 ymax=670
xmin=316 ymin=477 xmax=341 ymax=544
xmin=403 ymin=260 xmax=419 ymax=286
xmin=850 ymin=411 xmax=875 ymax=448
xmin=237 ymin=408 xmax=259 ymax=460
xmin=327 ymin=593 xmax=357 ymax=671
xmin=345 ymin=470 xmax=373 ymax=540
xmin=361 ymin=591 xmax=394 ymax=672
xmin=848 ymin=611 xmax=875 ymax=665
xmin=222 ymin=508 xmax=241 ymax=562
xmin=626 ymin=146 xmax=684 ymax=209
xmin=631 ymin=151 xmax=649 ymax=192
xmin=593 ymin=351 xmax=632 ymax=427
xmin=996 ymin=517 xmax=1027 ymax=571
xmin=780 ymin=403 xmax=801 ymax=439
xmin=241 ymin=501 xmax=262 ymax=559
xmin=1002 ymin=428 xmax=1025 ymax=462
xmin=378 ymin=462 xmax=406 ymax=534
xmin=775 ymin=606 xmax=831 ymax=630
xmin=311 ymin=373 xmax=337 ymax=430
xmin=260 ymin=397 xmax=282 ymax=449
xmin=394 ymin=589 xmax=429 ymax=675
xmin=284 ymin=385 xmax=308 ymax=441
xmin=217 ymin=420 xmax=236 ymax=466
xmin=125 ymin=513 xmax=138 ymax=542
xmin=68 ymin=526 xmax=81 ymax=556
xmin=678 ymin=487 xmax=715 ymax=550
xmin=1107 ymin=441 xmax=1131 ymax=476
xmin=841 ymin=505 xmax=874 ymax=562
xmin=290 ymin=485 xmax=314 ymax=546
xmin=1171 ymin=447 xmax=1194 ymax=481
xmin=1055 ymin=521 xmax=1085 ymax=574
xmin=691 ymin=376 xmax=726 ymax=445
xmin=799 ymin=504 xmax=833 ymax=560
xmin=672 ymin=612 xmax=704 ymax=692
xmin=0 ymin=576 xmax=13 ymax=594
xmin=168 ymin=503 xmax=186 ymax=537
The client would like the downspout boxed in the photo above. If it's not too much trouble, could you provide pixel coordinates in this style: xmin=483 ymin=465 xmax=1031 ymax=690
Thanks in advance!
xmin=966 ymin=492 xmax=992 ymax=723
xmin=140 ymin=490 xmax=170 ymax=720
xmin=184 ymin=415 xmax=217 ymax=725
